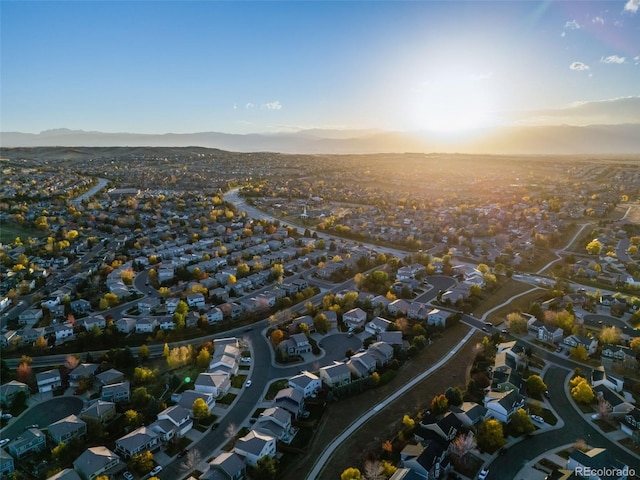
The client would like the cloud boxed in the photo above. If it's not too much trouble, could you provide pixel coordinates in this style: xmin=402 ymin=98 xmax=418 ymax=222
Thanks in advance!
xmin=506 ymin=96 xmax=640 ymax=126
xmin=564 ymin=19 xmax=581 ymax=30
xmin=601 ymin=55 xmax=626 ymax=64
xmin=245 ymin=102 xmax=255 ymax=109
xmin=635 ymin=56 xmax=640 ymax=64
xmin=262 ymin=101 xmax=282 ymax=110
xmin=570 ymin=62 xmax=590 ymax=71
xmin=624 ymin=0 xmax=639 ymax=13
xmin=592 ymin=16 xmax=605 ymax=24
xmin=560 ymin=31 xmax=566 ymax=37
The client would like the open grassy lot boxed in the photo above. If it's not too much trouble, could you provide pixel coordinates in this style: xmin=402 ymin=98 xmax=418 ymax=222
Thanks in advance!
xmin=0 ymin=221 xmax=43 ymax=243
xmin=475 ymin=280 xmax=542 ymax=323
xmin=281 ymin=322 xmax=481 ymax=480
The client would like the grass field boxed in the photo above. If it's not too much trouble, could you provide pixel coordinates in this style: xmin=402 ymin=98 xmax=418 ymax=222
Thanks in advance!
xmin=475 ymin=280 xmax=542 ymax=324
xmin=0 ymin=221 xmax=42 ymax=244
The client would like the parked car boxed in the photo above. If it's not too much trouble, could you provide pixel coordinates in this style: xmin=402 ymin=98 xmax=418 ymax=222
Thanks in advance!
xmin=544 ymin=390 xmax=550 ymax=398
xmin=211 ymin=422 xmax=219 ymax=430
xmin=531 ymin=415 xmax=544 ymax=423
xmin=245 ymin=380 xmax=252 ymax=388
xmin=0 ymin=439 xmax=9 ymax=447
xmin=123 ymin=471 xmax=134 ymax=480
xmin=1 ymin=413 xmax=12 ymax=420
xmin=150 ymin=466 xmax=163 ymax=476
xmin=478 ymin=468 xmax=489 ymax=480
xmin=555 ymin=345 xmax=562 ymax=352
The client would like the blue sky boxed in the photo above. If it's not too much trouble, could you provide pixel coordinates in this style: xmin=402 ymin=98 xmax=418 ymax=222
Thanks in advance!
xmin=1 ymin=0 xmax=639 ymax=135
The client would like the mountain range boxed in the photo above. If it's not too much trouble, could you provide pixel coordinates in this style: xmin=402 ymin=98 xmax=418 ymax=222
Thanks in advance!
xmin=2 ymin=124 xmax=640 ymax=155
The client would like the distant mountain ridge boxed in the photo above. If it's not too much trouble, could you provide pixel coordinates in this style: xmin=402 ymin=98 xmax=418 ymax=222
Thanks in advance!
xmin=2 ymin=124 xmax=640 ymax=154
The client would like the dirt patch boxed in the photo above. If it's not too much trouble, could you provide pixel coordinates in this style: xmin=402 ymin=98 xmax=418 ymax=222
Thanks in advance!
xmin=281 ymin=322 xmax=482 ymax=480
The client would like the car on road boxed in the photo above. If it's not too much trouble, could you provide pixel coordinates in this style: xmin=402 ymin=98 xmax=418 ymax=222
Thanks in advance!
xmin=0 ymin=439 xmax=9 ymax=447
xmin=123 ymin=471 xmax=134 ymax=480
xmin=531 ymin=415 xmax=544 ymax=423
xmin=481 ymin=327 xmax=489 ymax=332
xmin=478 ymin=468 xmax=489 ymax=480
xmin=591 ymin=413 xmax=600 ymax=420
xmin=544 ymin=390 xmax=550 ymax=398
xmin=1 ymin=413 xmax=12 ymax=420
xmin=150 ymin=466 xmax=162 ymax=476
xmin=17 ymin=301 xmax=24 ymax=306
xmin=484 ymin=322 xmax=492 ymax=327
xmin=245 ymin=380 xmax=252 ymax=387
xmin=211 ymin=422 xmax=219 ymax=430
xmin=555 ymin=345 xmax=562 ymax=352
xmin=347 ymin=332 xmax=354 ymax=338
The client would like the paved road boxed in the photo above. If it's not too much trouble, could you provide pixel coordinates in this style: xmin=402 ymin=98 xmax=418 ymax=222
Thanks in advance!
xmin=484 ymin=366 xmax=638 ymax=479
xmin=71 ymin=177 xmax=110 ymax=205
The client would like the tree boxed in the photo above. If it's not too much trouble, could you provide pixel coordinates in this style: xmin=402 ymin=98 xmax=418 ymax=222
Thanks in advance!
xmin=192 ymin=398 xmax=209 ymax=420
xmin=586 ymin=239 xmax=603 ymax=255
xmin=570 ymin=345 xmax=588 ymax=361
xmin=130 ymin=451 xmax=154 ymax=474
xmin=139 ymin=344 xmax=151 ymax=361
xmin=340 ymin=467 xmax=362 ymax=480
xmin=445 ymin=387 xmax=463 ymax=407
xmin=510 ymin=408 xmax=535 ymax=435
xmin=571 ymin=377 xmax=595 ymax=404
xmin=599 ymin=326 xmax=622 ymax=345
xmin=270 ymin=329 xmax=284 ymax=347
xmin=526 ymin=375 xmax=547 ymax=399
xmin=132 ymin=386 xmax=152 ymax=409
xmin=448 ymin=432 xmax=476 ymax=467
xmin=476 ymin=419 xmax=505 ymax=453
xmin=430 ymin=394 xmax=449 ymax=415
xmin=249 ymin=455 xmax=278 ymax=480
xmin=506 ymin=312 xmax=528 ymax=334
xmin=402 ymin=414 xmax=415 ymax=429
xmin=133 ymin=367 xmax=157 ymax=384
xmin=163 ymin=343 xmax=170 ymax=358
xmin=196 ymin=348 xmax=211 ymax=369
xmin=313 ymin=313 xmax=331 ymax=334
xmin=125 ymin=409 xmax=142 ymax=428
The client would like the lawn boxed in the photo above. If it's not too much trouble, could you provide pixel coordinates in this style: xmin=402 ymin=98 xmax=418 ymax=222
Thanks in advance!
xmin=0 ymin=221 xmax=43 ymax=243
xmin=474 ymin=280 xmax=540 ymax=323
xmin=217 ymin=393 xmax=237 ymax=405
xmin=265 ymin=379 xmax=289 ymax=400
xmin=231 ymin=374 xmax=247 ymax=388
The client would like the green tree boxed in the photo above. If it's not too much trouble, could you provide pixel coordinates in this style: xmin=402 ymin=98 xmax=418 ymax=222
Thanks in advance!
xmin=445 ymin=387 xmax=463 ymax=407
xmin=196 ymin=348 xmax=211 ymax=369
xmin=249 ymin=455 xmax=278 ymax=480
xmin=509 ymin=408 xmax=535 ymax=435
xmin=132 ymin=386 xmax=152 ymax=409
xmin=476 ymin=419 xmax=505 ymax=453
xmin=340 ymin=467 xmax=362 ymax=480
xmin=313 ymin=313 xmax=331 ymax=334
xmin=526 ymin=375 xmax=547 ymax=399
xmin=139 ymin=344 xmax=151 ymax=361
xmin=125 ymin=409 xmax=142 ymax=428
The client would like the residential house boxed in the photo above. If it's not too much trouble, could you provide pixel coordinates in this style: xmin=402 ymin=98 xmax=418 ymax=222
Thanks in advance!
xmin=73 ymin=446 xmax=120 ymax=480
xmin=427 ymin=309 xmax=447 ymax=328
xmin=346 ymin=351 xmax=377 ymax=378
xmin=194 ymin=373 xmax=231 ymax=398
xmin=69 ymin=363 xmax=99 ymax=387
xmin=165 ymin=297 xmax=181 ymax=314
xmin=274 ymin=387 xmax=305 ymax=419
xmin=417 ymin=412 xmax=466 ymax=443
xmin=0 ymin=449 xmax=14 ymax=478
xmin=137 ymin=297 xmax=160 ymax=315
xmin=401 ymin=439 xmax=448 ymax=480
xmin=450 ymin=402 xmax=489 ymax=428
xmin=209 ymin=341 xmax=240 ymax=377
xmin=591 ymin=366 xmax=624 ymax=393
xmin=319 ymin=362 xmax=352 ymax=388
xmin=18 ymin=308 xmax=43 ymax=326
xmin=566 ymin=447 xmax=629 ymax=480
xmin=233 ymin=431 xmax=276 ymax=467
xmin=206 ymin=307 xmax=224 ymax=324
xmin=8 ymin=428 xmax=47 ymax=458
xmin=47 ymin=468 xmax=81 ymax=480
xmin=186 ymin=293 xmax=206 ymax=309
xmin=527 ymin=319 xmax=563 ymax=344
xmin=159 ymin=316 xmax=176 ymax=331
xmin=288 ymin=371 xmax=322 ymax=398
xmin=368 ymin=341 xmax=394 ymax=366
xmin=204 ymin=452 xmax=246 ymax=480
xmin=53 ymin=322 xmax=74 ymax=342
xmin=1 ymin=330 xmax=17 ymax=348
xmin=36 ymin=369 xmax=62 ymax=393
xmin=70 ymin=299 xmax=92 ymax=315
xmin=378 ymin=331 xmax=404 ymax=346
xmin=593 ymin=384 xmax=635 ymax=417
xmin=601 ymin=344 xmax=638 ymax=367
xmin=564 ymin=334 xmax=598 ymax=356
xmin=101 ymin=381 xmax=130 ymax=403
xmin=365 ymin=316 xmax=392 ymax=336
xmin=621 ymin=408 xmax=640 ymax=441
xmin=81 ymin=316 xmax=106 ymax=331
xmin=284 ymin=333 xmax=311 ymax=355
xmin=115 ymin=426 xmax=160 ymax=459
xmin=96 ymin=369 xmax=124 ymax=387
xmin=149 ymin=405 xmax=193 ymax=441
xmin=135 ymin=317 xmax=158 ymax=334
xmin=80 ymin=400 xmax=117 ymax=425
xmin=407 ymin=302 xmax=429 ymax=321
xmin=388 ymin=299 xmax=410 ymax=316
xmin=484 ymin=389 xmax=526 ymax=423
xmin=343 ymin=308 xmax=367 ymax=330
xmin=177 ymin=390 xmax=216 ymax=415
xmin=115 ymin=317 xmax=136 ymax=334
xmin=0 ymin=380 xmax=29 ymax=407
xmin=48 ymin=414 xmax=87 ymax=445
xmin=254 ymin=406 xmax=295 ymax=443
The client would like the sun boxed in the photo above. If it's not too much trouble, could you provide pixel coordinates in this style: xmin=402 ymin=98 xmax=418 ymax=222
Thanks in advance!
xmin=405 ymin=72 xmax=500 ymax=134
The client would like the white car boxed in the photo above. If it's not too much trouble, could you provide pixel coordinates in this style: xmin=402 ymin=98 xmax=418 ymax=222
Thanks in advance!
xmin=245 ymin=380 xmax=252 ymax=388
xmin=149 ymin=465 xmax=162 ymax=476
xmin=531 ymin=415 xmax=544 ymax=424
xmin=0 ymin=439 xmax=10 ymax=447
xmin=478 ymin=468 xmax=489 ymax=480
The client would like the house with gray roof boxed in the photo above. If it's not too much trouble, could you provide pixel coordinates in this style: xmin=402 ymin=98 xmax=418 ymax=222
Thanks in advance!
xmin=450 ymin=402 xmax=489 ymax=428
xmin=69 ymin=363 xmax=99 ymax=387
xmin=204 ymin=452 xmax=246 ymax=480
xmin=149 ymin=405 xmax=193 ymax=441
xmin=48 ymin=414 xmax=87 ymax=445
xmin=36 ymin=369 xmax=62 ymax=393
xmin=346 ymin=351 xmax=377 ymax=378
xmin=115 ymin=426 xmax=160 ymax=459
xmin=368 ymin=341 xmax=394 ymax=366
xmin=80 ymin=400 xmax=116 ymax=425
xmin=177 ymin=390 xmax=216 ymax=414
xmin=274 ymin=387 xmax=305 ymax=419
xmin=95 ymin=368 xmax=124 ymax=386
xmin=195 ymin=373 xmax=231 ymax=398
xmin=73 ymin=446 xmax=120 ymax=480
xmin=47 ymin=468 xmax=81 ymax=480
xmin=254 ymin=406 xmax=295 ymax=443
xmin=566 ymin=447 xmax=628 ymax=480
xmin=288 ymin=371 xmax=322 ymax=398
xmin=101 ymin=381 xmax=130 ymax=403
xmin=0 ymin=448 xmax=14 ymax=477
xmin=0 ymin=380 xmax=29 ymax=407
xmin=319 ymin=362 xmax=352 ymax=388
xmin=483 ymin=389 xmax=525 ymax=423
xmin=233 ymin=431 xmax=276 ymax=467
xmin=8 ymin=428 xmax=46 ymax=458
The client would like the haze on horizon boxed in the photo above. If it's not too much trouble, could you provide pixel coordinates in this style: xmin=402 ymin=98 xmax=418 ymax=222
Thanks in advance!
xmin=1 ymin=0 xmax=640 ymax=142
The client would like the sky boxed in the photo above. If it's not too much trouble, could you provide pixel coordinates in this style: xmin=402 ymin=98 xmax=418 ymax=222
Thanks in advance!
xmin=1 ymin=0 xmax=639 ymax=136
